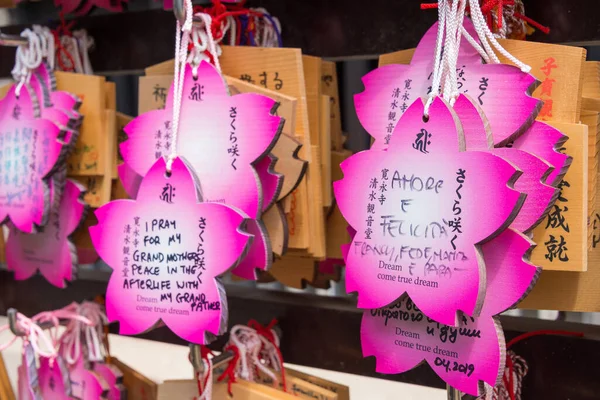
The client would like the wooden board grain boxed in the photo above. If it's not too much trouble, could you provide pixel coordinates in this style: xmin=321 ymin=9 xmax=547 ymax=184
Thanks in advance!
xmin=521 ymin=177 xmax=600 ymax=311
xmin=0 ymin=352 xmax=15 ymax=400
xmin=143 ymin=51 xmax=314 ymax=250
xmin=56 ymin=72 xmax=107 ymax=176
xmin=529 ymin=122 xmax=588 ymax=272
xmin=219 ymin=47 xmax=313 ymax=251
xmin=379 ymin=41 xmax=586 ymax=124
xmin=582 ymin=111 xmax=599 ymax=246
xmin=321 ymin=61 xmax=343 ymax=151
xmin=582 ymin=61 xmax=600 ymax=99
xmin=326 ymin=150 xmax=353 ymax=259
xmin=261 ymin=255 xmax=317 ymax=289
xmin=138 ymin=75 xmax=170 ymax=114
xmin=497 ymin=39 xmax=586 ymax=124
xmin=114 ymin=112 xmax=133 ymax=179
xmin=320 ymin=95 xmax=332 ymax=209
xmin=72 ymin=109 xmax=115 ymax=208
xmin=263 ymin=203 xmax=288 ymax=257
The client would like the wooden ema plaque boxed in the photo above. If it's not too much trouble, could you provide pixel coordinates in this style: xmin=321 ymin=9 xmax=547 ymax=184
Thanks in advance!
xmin=378 ymin=37 xmax=588 ymax=273
xmin=136 ymin=71 xmax=308 ymax=261
xmin=521 ymin=65 xmax=600 ymax=311
xmin=528 ymin=122 xmax=588 ymax=271
xmin=321 ymin=61 xmax=344 ymax=151
xmin=145 ymin=48 xmax=320 ymax=254
xmin=56 ymin=71 xmax=107 ymax=177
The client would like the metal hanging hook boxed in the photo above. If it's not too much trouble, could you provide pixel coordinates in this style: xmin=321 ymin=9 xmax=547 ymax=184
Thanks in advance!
xmin=0 ymin=32 xmax=29 ymax=47
xmin=7 ymin=308 xmax=26 ymax=337
xmin=173 ymin=0 xmax=214 ymax=26
xmin=173 ymin=0 xmax=187 ymax=25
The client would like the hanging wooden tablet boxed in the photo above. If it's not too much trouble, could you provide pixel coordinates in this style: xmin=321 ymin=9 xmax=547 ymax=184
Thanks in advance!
xmin=326 ymin=150 xmax=353 ymax=260
xmin=0 ymin=84 xmax=64 ymax=233
xmin=113 ymin=112 xmax=133 ymax=180
xmin=455 ymin=95 xmax=558 ymax=234
xmin=302 ymin=55 xmax=327 ymax=258
xmin=219 ymin=46 xmax=314 ymax=252
xmin=360 ymin=20 xmax=541 ymax=149
xmin=255 ymin=369 xmax=338 ymax=400
xmin=263 ymin=203 xmax=289 ymax=257
xmin=362 ymin=228 xmax=539 ymax=397
xmin=144 ymin=54 xmax=313 ymax=251
xmin=320 ymin=95 xmax=332 ymax=209
xmin=497 ymin=39 xmax=586 ymax=124
xmin=320 ymin=61 xmax=344 ymax=151
xmin=30 ymin=63 xmax=82 ymax=152
xmin=67 ymin=357 xmax=109 ymax=400
xmin=272 ymin=133 xmax=308 ymax=202
xmin=335 ymin=97 xmax=523 ymax=325
xmin=93 ymin=362 xmax=127 ymax=400
xmin=259 ymin=254 xmax=316 ymax=289
xmin=18 ymin=344 xmax=42 ymax=399
xmin=56 ymin=71 xmax=107 ymax=176
xmin=6 ymin=179 xmax=87 ymax=287
xmin=90 ymin=157 xmax=251 ymax=343
xmin=528 ymin=122 xmax=589 ymax=271
xmin=138 ymin=75 xmax=171 ymax=114
xmin=122 ymin=62 xmax=281 ymax=280
xmin=38 ymin=356 xmax=73 ymax=398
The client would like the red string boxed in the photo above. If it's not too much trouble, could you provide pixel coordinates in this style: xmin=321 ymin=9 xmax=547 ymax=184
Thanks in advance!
xmin=513 ymin=12 xmax=550 ymax=34
xmin=501 ymin=330 xmax=584 ymax=399
xmin=506 ymin=329 xmax=583 ymax=349
xmin=502 ymin=352 xmax=516 ymax=400
xmin=496 ymin=0 xmax=503 ymax=29
xmin=217 ymin=345 xmax=241 ymax=396
xmin=191 ymin=346 xmax=214 ymax=397
xmin=248 ymin=319 xmax=288 ymax=393
xmin=52 ymin=11 xmax=78 ymax=72
xmin=420 ymin=0 xmax=549 ymax=35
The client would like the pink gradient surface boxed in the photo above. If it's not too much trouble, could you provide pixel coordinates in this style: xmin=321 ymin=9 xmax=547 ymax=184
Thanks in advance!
xmin=121 ymin=61 xmax=282 ymax=220
xmin=68 ymin=358 xmax=105 ymax=400
xmin=6 ymin=179 xmax=86 ymax=287
xmin=361 ymin=229 xmax=539 ymax=396
xmin=90 ymin=157 xmax=251 ymax=343
xmin=455 ymin=95 xmax=557 ymax=234
xmin=511 ymin=121 xmax=572 ymax=187
xmin=334 ymin=97 xmax=522 ymax=325
xmin=38 ymin=356 xmax=71 ymax=399
xmin=93 ymin=363 xmax=124 ymax=400
xmin=355 ymin=20 xmax=540 ymax=149
xmin=0 ymin=84 xmax=64 ymax=233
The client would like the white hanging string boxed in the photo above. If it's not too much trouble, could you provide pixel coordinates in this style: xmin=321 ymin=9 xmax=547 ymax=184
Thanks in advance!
xmin=228 ymin=325 xmax=278 ymax=384
xmin=12 ymin=29 xmax=43 ymax=97
xmin=79 ymin=302 xmax=107 ymax=362
xmin=460 ymin=25 xmax=492 ymax=63
xmin=194 ymin=13 xmax=222 ymax=74
xmin=443 ymin=0 xmax=468 ymax=104
xmin=60 ymin=35 xmax=84 ymax=73
xmin=227 ymin=15 xmax=237 ymax=46
xmin=167 ymin=0 xmax=194 ymax=174
xmin=441 ymin=0 xmax=461 ymax=103
xmin=423 ymin=0 xmax=447 ymax=117
xmin=73 ymin=29 xmax=94 ymax=75
xmin=467 ymin=0 xmax=530 ymax=72
xmin=0 ymin=313 xmax=57 ymax=359
xmin=32 ymin=25 xmax=55 ymax=70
